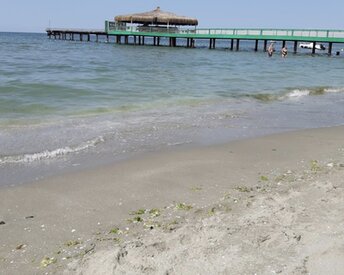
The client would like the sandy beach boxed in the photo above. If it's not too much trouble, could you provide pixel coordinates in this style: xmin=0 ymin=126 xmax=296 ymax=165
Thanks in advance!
xmin=1 ymin=126 xmax=344 ymax=274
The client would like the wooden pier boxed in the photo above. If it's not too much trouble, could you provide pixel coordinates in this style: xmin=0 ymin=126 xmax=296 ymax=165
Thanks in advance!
xmin=46 ymin=28 xmax=108 ymax=43
xmin=46 ymin=24 xmax=344 ymax=55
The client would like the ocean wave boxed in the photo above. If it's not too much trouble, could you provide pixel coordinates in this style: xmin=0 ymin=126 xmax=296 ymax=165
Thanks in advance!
xmin=0 ymin=136 xmax=104 ymax=165
xmin=283 ymin=87 xmax=344 ymax=99
xmin=243 ymin=87 xmax=344 ymax=102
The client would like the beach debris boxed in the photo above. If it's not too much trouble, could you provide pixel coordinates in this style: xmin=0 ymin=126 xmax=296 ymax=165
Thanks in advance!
xmin=128 ymin=216 xmax=144 ymax=223
xmin=16 ymin=244 xmax=26 ymax=250
xmin=65 ymin=240 xmax=81 ymax=247
xmin=40 ymin=256 xmax=57 ymax=267
xmin=260 ymin=175 xmax=269 ymax=182
xmin=310 ymin=160 xmax=321 ymax=172
xmin=149 ymin=208 xmax=161 ymax=217
xmin=163 ymin=220 xmax=179 ymax=231
xmin=190 ymin=186 xmax=203 ymax=192
xmin=25 ymin=215 xmax=34 ymax=219
xmin=71 ymin=229 xmax=76 ymax=233
xmin=209 ymin=207 xmax=217 ymax=215
xmin=0 ymin=221 xmax=5 ymax=225
xmin=109 ymin=227 xmax=122 ymax=234
xmin=130 ymin=209 xmax=146 ymax=215
xmin=235 ymin=186 xmax=252 ymax=193
xmin=327 ymin=162 xmax=334 ymax=168
xmin=175 ymin=203 xmax=193 ymax=211
xmin=144 ymin=221 xmax=161 ymax=230
xmin=84 ymin=243 xmax=96 ymax=255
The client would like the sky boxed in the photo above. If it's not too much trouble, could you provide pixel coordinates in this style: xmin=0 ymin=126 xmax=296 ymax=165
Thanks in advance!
xmin=1 ymin=0 xmax=344 ymax=33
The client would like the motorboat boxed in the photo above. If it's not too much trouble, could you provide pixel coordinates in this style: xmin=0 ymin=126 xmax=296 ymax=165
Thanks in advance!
xmin=299 ymin=42 xmax=326 ymax=50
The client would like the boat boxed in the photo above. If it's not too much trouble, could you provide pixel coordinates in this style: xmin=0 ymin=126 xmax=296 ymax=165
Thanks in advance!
xmin=299 ymin=42 xmax=326 ymax=50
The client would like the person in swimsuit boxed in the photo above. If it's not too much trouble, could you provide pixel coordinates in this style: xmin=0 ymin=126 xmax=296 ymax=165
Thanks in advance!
xmin=281 ymin=46 xmax=288 ymax=58
xmin=267 ymin=42 xmax=274 ymax=57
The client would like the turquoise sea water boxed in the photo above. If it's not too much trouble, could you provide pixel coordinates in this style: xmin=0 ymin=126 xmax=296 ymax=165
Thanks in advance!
xmin=1 ymin=32 xmax=344 ymax=185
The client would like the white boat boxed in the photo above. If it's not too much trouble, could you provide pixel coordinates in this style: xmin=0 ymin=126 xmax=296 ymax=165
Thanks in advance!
xmin=299 ymin=42 xmax=326 ymax=50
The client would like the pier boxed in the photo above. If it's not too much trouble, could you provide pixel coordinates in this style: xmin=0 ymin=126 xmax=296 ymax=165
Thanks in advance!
xmin=46 ymin=26 xmax=344 ymax=55
xmin=46 ymin=28 xmax=107 ymax=43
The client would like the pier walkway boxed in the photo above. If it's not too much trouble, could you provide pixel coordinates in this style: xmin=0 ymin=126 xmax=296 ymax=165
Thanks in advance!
xmin=46 ymin=23 xmax=344 ymax=55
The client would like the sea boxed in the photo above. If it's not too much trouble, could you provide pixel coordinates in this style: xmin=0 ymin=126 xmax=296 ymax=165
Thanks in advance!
xmin=1 ymin=32 xmax=344 ymax=186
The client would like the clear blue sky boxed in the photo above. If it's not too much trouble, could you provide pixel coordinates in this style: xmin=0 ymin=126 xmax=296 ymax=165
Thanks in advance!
xmin=1 ymin=0 xmax=344 ymax=32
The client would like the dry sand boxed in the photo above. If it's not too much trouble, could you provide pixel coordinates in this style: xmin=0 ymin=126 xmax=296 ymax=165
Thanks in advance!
xmin=1 ymin=126 xmax=344 ymax=274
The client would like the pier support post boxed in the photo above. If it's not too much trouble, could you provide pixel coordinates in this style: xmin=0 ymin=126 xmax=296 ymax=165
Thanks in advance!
xmin=71 ymin=33 xmax=74 ymax=41
xmin=236 ymin=39 xmax=240 ymax=51
xmin=282 ymin=40 xmax=286 ymax=48
xmin=209 ymin=39 xmax=216 ymax=49
xmin=312 ymin=41 xmax=316 ymax=54
xmin=142 ymin=36 xmax=145 ymax=45
xmin=80 ymin=34 xmax=82 ymax=41
xmin=230 ymin=39 xmax=234 ymax=51
xmin=328 ymin=42 xmax=333 ymax=55
xmin=157 ymin=37 xmax=160 ymax=46
xmin=263 ymin=40 xmax=267 ymax=51
xmin=87 ymin=34 xmax=90 ymax=42
xmin=134 ymin=36 xmax=137 ymax=45
xmin=293 ymin=41 xmax=298 ymax=53
xmin=254 ymin=40 xmax=259 ymax=51
xmin=153 ymin=37 xmax=156 ymax=46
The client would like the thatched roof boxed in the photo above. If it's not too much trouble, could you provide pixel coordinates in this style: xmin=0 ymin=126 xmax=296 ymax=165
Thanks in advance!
xmin=115 ymin=7 xmax=198 ymax=26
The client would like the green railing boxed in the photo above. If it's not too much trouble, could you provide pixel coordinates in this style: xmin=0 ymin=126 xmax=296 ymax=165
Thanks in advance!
xmin=105 ymin=21 xmax=344 ymax=41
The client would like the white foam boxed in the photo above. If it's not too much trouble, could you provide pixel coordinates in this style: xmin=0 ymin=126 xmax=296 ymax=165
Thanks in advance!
xmin=324 ymin=87 xmax=344 ymax=93
xmin=285 ymin=89 xmax=311 ymax=99
xmin=0 ymin=136 xmax=104 ymax=165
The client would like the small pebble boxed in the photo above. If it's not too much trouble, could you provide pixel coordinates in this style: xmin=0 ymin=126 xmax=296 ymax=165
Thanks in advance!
xmin=25 ymin=216 xmax=34 ymax=219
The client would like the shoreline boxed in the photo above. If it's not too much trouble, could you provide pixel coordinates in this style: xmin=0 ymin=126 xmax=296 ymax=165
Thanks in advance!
xmin=1 ymin=126 xmax=344 ymax=274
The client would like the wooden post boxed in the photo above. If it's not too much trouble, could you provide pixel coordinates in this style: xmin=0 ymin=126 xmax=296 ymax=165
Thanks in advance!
xmin=157 ymin=37 xmax=160 ymax=46
xmin=230 ymin=39 xmax=234 ymax=51
xmin=263 ymin=40 xmax=267 ymax=51
xmin=293 ymin=41 xmax=298 ymax=53
xmin=153 ymin=37 xmax=156 ymax=46
xmin=209 ymin=39 xmax=212 ymax=49
xmin=254 ymin=40 xmax=258 ymax=51
xmin=236 ymin=39 xmax=240 ymax=51
xmin=328 ymin=42 xmax=333 ymax=55
xmin=312 ymin=41 xmax=316 ymax=54
xmin=282 ymin=40 xmax=286 ymax=48
xmin=142 ymin=36 xmax=145 ymax=45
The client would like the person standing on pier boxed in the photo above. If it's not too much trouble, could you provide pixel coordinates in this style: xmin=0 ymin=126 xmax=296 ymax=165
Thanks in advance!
xmin=281 ymin=46 xmax=288 ymax=58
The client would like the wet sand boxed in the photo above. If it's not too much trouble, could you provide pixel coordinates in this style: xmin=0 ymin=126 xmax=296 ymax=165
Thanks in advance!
xmin=1 ymin=126 xmax=344 ymax=274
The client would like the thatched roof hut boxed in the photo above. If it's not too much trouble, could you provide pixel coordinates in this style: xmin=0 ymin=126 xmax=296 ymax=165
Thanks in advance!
xmin=115 ymin=7 xmax=198 ymax=26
